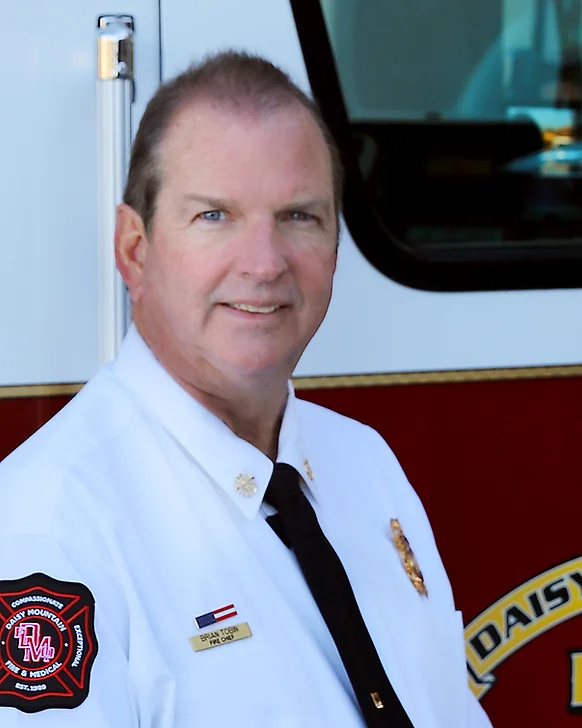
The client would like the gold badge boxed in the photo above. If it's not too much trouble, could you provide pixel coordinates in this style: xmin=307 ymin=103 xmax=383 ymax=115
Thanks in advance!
xmin=234 ymin=474 xmax=257 ymax=497
xmin=390 ymin=518 xmax=428 ymax=597
xmin=190 ymin=622 xmax=252 ymax=652
xmin=304 ymin=458 xmax=314 ymax=481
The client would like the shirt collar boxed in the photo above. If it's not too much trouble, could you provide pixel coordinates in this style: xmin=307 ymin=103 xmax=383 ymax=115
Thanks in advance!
xmin=111 ymin=325 xmax=316 ymax=519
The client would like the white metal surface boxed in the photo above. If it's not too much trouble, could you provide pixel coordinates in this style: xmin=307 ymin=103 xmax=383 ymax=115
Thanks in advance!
xmin=2 ymin=0 xmax=580 ymax=387
xmin=0 ymin=1 xmax=160 ymax=386
xmin=161 ymin=0 xmax=582 ymax=378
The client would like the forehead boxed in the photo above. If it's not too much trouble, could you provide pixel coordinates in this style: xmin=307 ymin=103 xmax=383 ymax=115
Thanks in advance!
xmin=156 ymin=99 xmax=333 ymax=200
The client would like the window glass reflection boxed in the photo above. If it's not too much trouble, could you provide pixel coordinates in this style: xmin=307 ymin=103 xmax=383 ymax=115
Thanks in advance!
xmin=321 ymin=0 xmax=582 ymax=247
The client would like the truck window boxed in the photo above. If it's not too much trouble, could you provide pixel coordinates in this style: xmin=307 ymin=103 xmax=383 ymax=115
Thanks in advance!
xmin=291 ymin=0 xmax=582 ymax=291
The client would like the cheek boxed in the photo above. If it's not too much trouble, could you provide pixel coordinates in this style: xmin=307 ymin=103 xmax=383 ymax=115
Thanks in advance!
xmin=300 ymin=251 xmax=336 ymax=305
xmin=141 ymin=251 xmax=189 ymax=316
xmin=142 ymin=246 xmax=225 ymax=323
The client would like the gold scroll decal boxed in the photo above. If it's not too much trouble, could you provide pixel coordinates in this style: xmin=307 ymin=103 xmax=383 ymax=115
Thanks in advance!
xmin=465 ymin=557 xmax=582 ymax=699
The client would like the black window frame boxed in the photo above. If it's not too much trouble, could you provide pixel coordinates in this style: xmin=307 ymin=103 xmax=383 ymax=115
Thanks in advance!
xmin=290 ymin=0 xmax=582 ymax=292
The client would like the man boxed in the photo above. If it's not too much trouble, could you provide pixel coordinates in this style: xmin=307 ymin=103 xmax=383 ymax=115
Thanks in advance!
xmin=0 ymin=52 xmax=492 ymax=726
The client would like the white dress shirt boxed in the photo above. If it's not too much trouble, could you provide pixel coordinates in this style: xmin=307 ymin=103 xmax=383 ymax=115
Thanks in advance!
xmin=0 ymin=326 xmax=493 ymax=727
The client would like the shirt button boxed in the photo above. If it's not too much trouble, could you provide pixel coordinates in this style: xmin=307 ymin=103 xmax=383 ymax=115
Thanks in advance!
xmin=234 ymin=473 xmax=257 ymax=497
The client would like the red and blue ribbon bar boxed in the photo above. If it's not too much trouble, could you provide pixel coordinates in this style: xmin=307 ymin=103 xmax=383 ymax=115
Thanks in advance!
xmin=195 ymin=604 xmax=237 ymax=629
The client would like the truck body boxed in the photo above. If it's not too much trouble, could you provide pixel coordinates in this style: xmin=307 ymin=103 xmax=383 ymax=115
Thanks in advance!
xmin=2 ymin=1 xmax=582 ymax=724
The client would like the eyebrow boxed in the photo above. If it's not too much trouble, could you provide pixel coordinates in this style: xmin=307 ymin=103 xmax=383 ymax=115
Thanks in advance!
xmin=180 ymin=193 xmax=234 ymax=210
xmin=283 ymin=198 xmax=333 ymax=216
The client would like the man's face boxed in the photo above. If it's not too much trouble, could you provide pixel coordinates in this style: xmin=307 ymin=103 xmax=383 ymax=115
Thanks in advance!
xmin=125 ymin=100 xmax=337 ymax=385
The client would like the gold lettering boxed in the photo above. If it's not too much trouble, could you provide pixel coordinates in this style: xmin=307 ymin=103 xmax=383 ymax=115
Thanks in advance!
xmin=466 ymin=557 xmax=582 ymax=699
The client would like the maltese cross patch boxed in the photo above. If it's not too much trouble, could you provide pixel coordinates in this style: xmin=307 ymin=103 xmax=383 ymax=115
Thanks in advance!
xmin=0 ymin=573 xmax=98 ymax=713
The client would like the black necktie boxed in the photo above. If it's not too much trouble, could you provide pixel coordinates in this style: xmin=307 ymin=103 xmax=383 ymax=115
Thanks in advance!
xmin=265 ymin=463 xmax=414 ymax=728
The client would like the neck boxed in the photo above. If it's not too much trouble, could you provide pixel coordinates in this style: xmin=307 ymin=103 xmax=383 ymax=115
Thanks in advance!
xmin=182 ymin=378 xmax=288 ymax=460
xmin=136 ymin=323 xmax=288 ymax=460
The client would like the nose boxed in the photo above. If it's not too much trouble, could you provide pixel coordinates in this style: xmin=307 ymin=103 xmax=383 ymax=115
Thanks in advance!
xmin=235 ymin=218 xmax=288 ymax=282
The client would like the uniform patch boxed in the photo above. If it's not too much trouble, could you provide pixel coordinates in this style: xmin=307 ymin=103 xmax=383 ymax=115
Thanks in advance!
xmin=0 ymin=573 xmax=97 ymax=713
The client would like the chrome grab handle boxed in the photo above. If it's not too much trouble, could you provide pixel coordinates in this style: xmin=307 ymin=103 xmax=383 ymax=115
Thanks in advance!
xmin=97 ymin=15 xmax=134 ymax=366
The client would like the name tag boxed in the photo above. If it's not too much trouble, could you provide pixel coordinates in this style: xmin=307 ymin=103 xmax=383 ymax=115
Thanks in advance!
xmin=190 ymin=622 xmax=252 ymax=652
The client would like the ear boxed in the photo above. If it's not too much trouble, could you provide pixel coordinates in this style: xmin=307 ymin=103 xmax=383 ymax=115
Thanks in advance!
xmin=115 ymin=203 xmax=149 ymax=303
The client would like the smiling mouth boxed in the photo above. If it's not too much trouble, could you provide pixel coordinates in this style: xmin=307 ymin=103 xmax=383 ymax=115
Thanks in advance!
xmin=227 ymin=303 xmax=282 ymax=314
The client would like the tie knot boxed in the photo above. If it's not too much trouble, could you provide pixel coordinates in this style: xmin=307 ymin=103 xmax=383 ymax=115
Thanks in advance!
xmin=265 ymin=463 xmax=302 ymax=511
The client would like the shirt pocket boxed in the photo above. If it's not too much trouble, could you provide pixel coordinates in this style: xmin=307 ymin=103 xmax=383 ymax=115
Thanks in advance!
xmin=173 ymin=630 xmax=304 ymax=727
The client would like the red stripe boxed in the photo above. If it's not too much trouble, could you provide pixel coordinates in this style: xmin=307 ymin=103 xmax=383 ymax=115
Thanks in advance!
xmin=215 ymin=610 xmax=237 ymax=622
xmin=213 ymin=603 xmax=235 ymax=615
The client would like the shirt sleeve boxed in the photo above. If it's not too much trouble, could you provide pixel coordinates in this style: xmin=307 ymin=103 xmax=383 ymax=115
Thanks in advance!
xmin=468 ymin=688 xmax=494 ymax=727
xmin=0 ymin=534 xmax=136 ymax=728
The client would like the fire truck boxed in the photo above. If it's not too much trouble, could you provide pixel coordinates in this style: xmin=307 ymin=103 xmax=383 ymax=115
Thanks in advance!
xmin=2 ymin=1 xmax=582 ymax=725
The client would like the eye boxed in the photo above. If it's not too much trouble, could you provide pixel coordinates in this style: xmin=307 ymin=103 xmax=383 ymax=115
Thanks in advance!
xmin=198 ymin=209 xmax=226 ymax=222
xmin=288 ymin=210 xmax=316 ymax=222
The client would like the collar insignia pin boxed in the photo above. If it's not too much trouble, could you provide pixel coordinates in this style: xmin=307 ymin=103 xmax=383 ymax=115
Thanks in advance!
xmin=390 ymin=518 xmax=428 ymax=597
xmin=304 ymin=458 xmax=314 ymax=481
xmin=234 ymin=473 xmax=257 ymax=497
